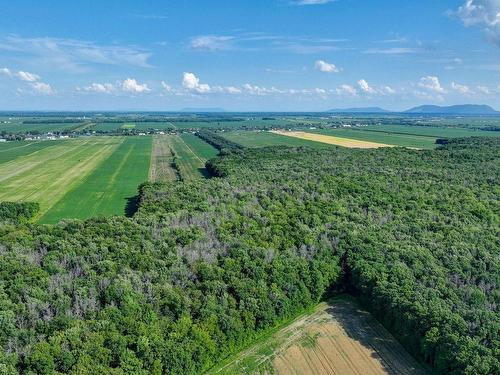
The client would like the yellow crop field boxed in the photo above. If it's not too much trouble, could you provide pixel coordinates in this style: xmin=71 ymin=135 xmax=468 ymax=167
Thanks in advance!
xmin=271 ymin=130 xmax=395 ymax=148
xmin=210 ymin=298 xmax=428 ymax=375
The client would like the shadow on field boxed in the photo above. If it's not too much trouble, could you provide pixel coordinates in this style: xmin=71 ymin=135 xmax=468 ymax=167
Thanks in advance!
xmin=325 ymin=300 xmax=428 ymax=374
xmin=124 ymin=195 xmax=140 ymax=217
xmin=198 ymin=167 xmax=213 ymax=178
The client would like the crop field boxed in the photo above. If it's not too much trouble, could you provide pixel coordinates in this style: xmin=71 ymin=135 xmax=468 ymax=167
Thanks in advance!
xmin=308 ymin=128 xmax=438 ymax=149
xmin=360 ymin=124 xmax=498 ymax=138
xmin=0 ymin=138 xmax=123 ymax=220
xmin=221 ymin=130 xmax=336 ymax=149
xmin=210 ymin=298 xmax=428 ymax=375
xmin=40 ymin=136 xmax=152 ymax=223
xmin=151 ymin=134 xmax=218 ymax=181
xmin=272 ymin=130 xmax=394 ymax=148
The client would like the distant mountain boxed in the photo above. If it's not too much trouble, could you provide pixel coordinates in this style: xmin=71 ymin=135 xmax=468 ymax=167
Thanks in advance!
xmin=405 ymin=104 xmax=499 ymax=115
xmin=180 ymin=108 xmax=226 ymax=113
xmin=328 ymin=107 xmax=390 ymax=113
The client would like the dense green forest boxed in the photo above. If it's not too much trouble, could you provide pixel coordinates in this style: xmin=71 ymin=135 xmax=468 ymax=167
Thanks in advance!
xmin=0 ymin=138 xmax=498 ymax=374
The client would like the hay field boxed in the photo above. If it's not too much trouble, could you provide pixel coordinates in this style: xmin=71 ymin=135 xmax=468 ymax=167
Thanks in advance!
xmin=210 ymin=298 xmax=428 ymax=375
xmin=272 ymin=130 xmax=394 ymax=148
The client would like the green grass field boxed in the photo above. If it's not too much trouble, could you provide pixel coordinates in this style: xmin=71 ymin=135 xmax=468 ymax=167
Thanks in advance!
xmin=180 ymin=133 xmax=219 ymax=159
xmin=0 ymin=140 xmax=66 ymax=163
xmin=360 ymin=124 xmax=498 ymax=138
xmin=162 ymin=134 xmax=217 ymax=180
xmin=0 ymin=138 xmax=122 ymax=219
xmin=40 ymin=136 xmax=152 ymax=223
xmin=221 ymin=131 xmax=337 ymax=149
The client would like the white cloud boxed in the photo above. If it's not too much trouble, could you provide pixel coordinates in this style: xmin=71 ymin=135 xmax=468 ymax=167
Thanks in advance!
xmin=315 ymin=60 xmax=340 ymax=73
xmin=477 ymin=85 xmax=491 ymax=94
xmin=121 ymin=78 xmax=150 ymax=93
xmin=357 ymin=79 xmax=376 ymax=94
xmin=182 ymin=72 xmax=211 ymax=93
xmin=336 ymin=84 xmax=358 ymax=96
xmin=31 ymin=82 xmax=54 ymax=95
xmin=418 ymin=76 xmax=446 ymax=93
xmin=451 ymin=81 xmax=473 ymax=95
xmin=81 ymin=83 xmax=115 ymax=93
xmin=454 ymin=0 xmax=500 ymax=45
xmin=382 ymin=86 xmax=396 ymax=95
xmin=0 ymin=36 xmax=151 ymax=72
xmin=16 ymin=71 xmax=41 ymax=82
xmin=189 ymin=35 xmax=234 ymax=51
xmin=0 ymin=67 xmax=12 ymax=77
xmin=243 ymin=84 xmax=282 ymax=95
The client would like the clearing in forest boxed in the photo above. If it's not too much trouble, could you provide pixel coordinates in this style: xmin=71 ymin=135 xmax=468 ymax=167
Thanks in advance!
xmin=210 ymin=298 xmax=428 ymax=375
xmin=272 ymin=130 xmax=394 ymax=148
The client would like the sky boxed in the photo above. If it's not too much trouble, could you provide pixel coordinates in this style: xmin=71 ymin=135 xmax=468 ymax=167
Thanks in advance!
xmin=0 ymin=0 xmax=499 ymax=111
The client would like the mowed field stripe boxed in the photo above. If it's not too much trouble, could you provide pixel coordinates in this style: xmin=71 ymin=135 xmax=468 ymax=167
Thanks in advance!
xmin=149 ymin=135 xmax=177 ymax=182
xmin=40 ymin=136 xmax=152 ymax=223
xmin=0 ymin=138 xmax=122 ymax=218
xmin=271 ymin=130 xmax=395 ymax=149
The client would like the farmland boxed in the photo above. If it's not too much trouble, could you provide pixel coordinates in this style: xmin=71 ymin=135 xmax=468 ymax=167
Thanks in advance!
xmin=210 ymin=297 xmax=428 ymax=375
xmin=40 ymin=136 xmax=152 ymax=223
xmin=221 ymin=130 xmax=336 ymax=149
xmin=271 ymin=130 xmax=395 ymax=148
xmin=0 ymin=137 xmax=122 ymax=220
xmin=164 ymin=134 xmax=218 ymax=180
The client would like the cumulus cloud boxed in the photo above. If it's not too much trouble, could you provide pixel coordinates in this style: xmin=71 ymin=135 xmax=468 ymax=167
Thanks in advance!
xmin=418 ymin=76 xmax=446 ymax=93
xmin=1 ymin=67 xmax=12 ymax=77
xmin=357 ymin=79 xmax=377 ymax=94
xmin=454 ymin=0 xmax=500 ymax=45
xmin=182 ymin=72 xmax=211 ymax=93
xmin=336 ymin=84 xmax=358 ymax=96
xmin=121 ymin=78 xmax=150 ymax=93
xmin=31 ymin=82 xmax=54 ymax=95
xmin=451 ymin=81 xmax=474 ymax=94
xmin=189 ymin=35 xmax=234 ymax=51
xmin=16 ymin=71 xmax=41 ymax=82
xmin=1 ymin=67 xmax=55 ymax=95
xmin=315 ymin=60 xmax=340 ymax=73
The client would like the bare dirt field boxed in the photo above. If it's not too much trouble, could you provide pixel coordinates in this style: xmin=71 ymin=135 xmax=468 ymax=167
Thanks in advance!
xmin=271 ymin=130 xmax=395 ymax=148
xmin=209 ymin=298 xmax=428 ymax=375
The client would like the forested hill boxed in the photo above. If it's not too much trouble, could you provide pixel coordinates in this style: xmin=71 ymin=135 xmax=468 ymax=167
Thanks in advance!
xmin=0 ymin=138 xmax=498 ymax=374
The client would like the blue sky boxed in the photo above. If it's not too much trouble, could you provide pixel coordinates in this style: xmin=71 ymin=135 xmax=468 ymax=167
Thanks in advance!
xmin=0 ymin=0 xmax=499 ymax=111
